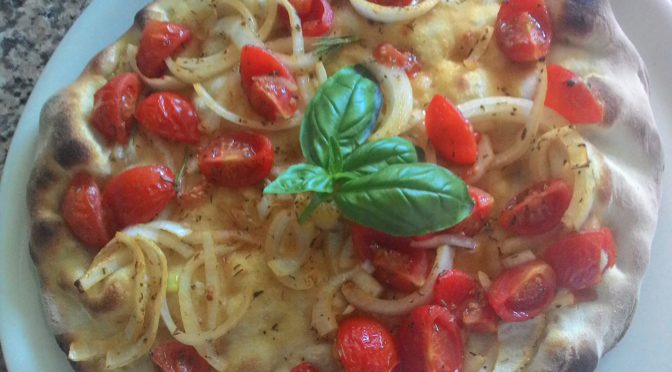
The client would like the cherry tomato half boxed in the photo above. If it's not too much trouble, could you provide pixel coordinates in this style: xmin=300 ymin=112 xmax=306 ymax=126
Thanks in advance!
xmin=151 ymin=341 xmax=209 ymax=372
xmin=397 ymin=305 xmax=463 ymax=372
xmin=62 ymin=172 xmax=114 ymax=252
xmin=135 ymin=92 xmax=201 ymax=144
xmin=495 ymin=0 xmax=552 ymax=62
xmin=487 ymin=259 xmax=556 ymax=322
xmin=279 ymin=0 xmax=334 ymax=37
xmin=543 ymin=228 xmax=616 ymax=290
xmin=136 ymin=21 xmax=192 ymax=78
xmin=240 ymin=45 xmax=299 ymax=121
xmin=351 ymin=224 xmax=430 ymax=292
xmin=198 ymin=132 xmax=274 ymax=188
xmin=447 ymin=186 xmax=494 ymax=236
xmin=336 ymin=316 xmax=399 ymax=372
xmin=425 ymin=95 xmax=478 ymax=165
xmin=373 ymin=43 xmax=421 ymax=78
xmin=545 ymin=64 xmax=605 ymax=124
xmin=291 ymin=362 xmax=319 ymax=372
xmin=103 ymin=165 xmax=176 ymax=228
xmin=91 ymin=73 xmax=142 ymax=144
xmin=499 ymin=179 xmax=572 ymax=236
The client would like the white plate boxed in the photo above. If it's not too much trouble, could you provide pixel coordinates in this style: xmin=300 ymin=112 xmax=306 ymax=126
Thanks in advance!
xmin=0 ymin=0 xmax=670 ymax=371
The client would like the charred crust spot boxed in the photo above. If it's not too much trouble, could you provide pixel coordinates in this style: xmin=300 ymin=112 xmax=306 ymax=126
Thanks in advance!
xmin=30 ymin=220 xmax=61 ymax=253
xmin=564 ymin=343 xmax=599 ymax=372
xmin=55 ymin=138 xmax=90 ymax=169
xmin=28 ymin=167 xmax=57 ymax=194
xmin=561 ymin=0 xmax=602 ymax=35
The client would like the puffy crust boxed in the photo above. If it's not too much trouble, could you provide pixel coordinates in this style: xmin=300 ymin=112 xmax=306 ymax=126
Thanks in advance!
xmin=25 ymin=0 xmax=663 ymax=371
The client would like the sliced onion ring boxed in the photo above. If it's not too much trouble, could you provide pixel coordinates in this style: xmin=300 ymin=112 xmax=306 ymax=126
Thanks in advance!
xmin=349 ymin=0 xmax=441 ymax=23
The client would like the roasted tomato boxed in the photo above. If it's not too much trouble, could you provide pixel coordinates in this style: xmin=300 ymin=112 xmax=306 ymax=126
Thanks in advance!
xmin=135 ymin=92 xmax=201 ymax=144
xmin=151 ymin=341 xmax=209 ymax=372
xmin=543 ymin=228 xmax=616 ymax=290
xmin=103 ymin=165 xmax=176 ymax=228
xmin=495 ymin=0 xmax=552 ymax=62
xmin=425 ymin=95 xmax=478 ymax=165
xmin=545 ymin=64 xmax=605 ymax=124
xmin=433 ymin=269 xmax=498 ymax=333
xmin=62 ymin=172 xmax=114 ymax=251
xmin=239 ymin=45 xmax=299 ymax=121
xmin=198 ymin=132 xmax=274 ymax=188
xmin=487 ymin=259 xmax=557 ymax=322
xmin=447 ymin=186 xmax=494 ymax=236
xmin=499 ymin=179 xmax=572 ymax=236
xmin=279 ymin=0 xmax=334 ymax=37
xmin=336 ymin=316 xmax=399 ymax=372
xmin=291 ymin=362 xmax=319 ymax=372
xmin=397 ymin=305 xmax=463 ymax=372
xmin=373 ymin=43 xmax=421 ymax=77
xmin=136 ymin=21 xmax=192 ymax=78
xmin=90 ymin=73 xmax=142 ymax=144
xmin=351 ymin=224 xmax=430 ymax=292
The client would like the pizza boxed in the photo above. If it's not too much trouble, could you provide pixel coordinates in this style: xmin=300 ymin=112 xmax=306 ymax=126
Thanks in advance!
xmin=26 ymin=0 xmax=663 ymax=371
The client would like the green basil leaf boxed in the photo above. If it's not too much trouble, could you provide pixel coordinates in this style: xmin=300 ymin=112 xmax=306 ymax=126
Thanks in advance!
xmin=342 ymin=137 xmax=418 ymax=176
xmin=334 ymin=163 xmax=474 ymax=236
xmin=300 ymin=66 xmax=382 ymax=168
xmin=263 ymin=164 xmax=333 ymax=194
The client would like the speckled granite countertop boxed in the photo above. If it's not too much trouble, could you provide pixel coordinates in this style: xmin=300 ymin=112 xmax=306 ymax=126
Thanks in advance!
xmin=0 ymin=0 xmax=92 ymax=368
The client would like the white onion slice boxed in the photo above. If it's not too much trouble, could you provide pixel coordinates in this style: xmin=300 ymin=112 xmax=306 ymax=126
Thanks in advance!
xmin=465 ymin=134 xmax=494 ymax=184
xmin=257 ymin=0 xmax=278 ymax=41
xmin=166 ymin=49 xmax=238 ymax=83
xmin=501 ymin=250 xmax=536 ymax=269
xmin=212 ymin=16 xmax=263 ymax=50
xmin=464 ymin=26 xmax=494 ymax=69
xmin=410 ymin=234 xmax=477 ymax=250
xmin=127 ymin=45 xmax=188 ymax=91
xmin=350 ymin=0 xmax=440 ymax=23
xmin=276 ymin=0 xmax=305 ymax=55
xmin=312 ymin=268 xmax=360 ymax=336
xmin=367 ymin=62 xmax=413 ymax=141
xmin=341 ymin=245 xmax=453 ymax=315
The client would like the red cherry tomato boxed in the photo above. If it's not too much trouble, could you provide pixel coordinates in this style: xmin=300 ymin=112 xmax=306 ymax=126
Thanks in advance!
xmin=291 ymin=362 xmax=319 ymax=372
xmin=151 ymin=341 xmax=209 ymax=372
xmin=425 ymin=95 xmax=478 ymax=165
xmin=103 ymin=165 xmax=176 ymax=228
xmin=336 ymin=316 xmax=399 ymax=372
xmin=351 ymin=224 xmax=430 ymax=292
xmin=432 ymin=269 xmax=498 ymax=333
xmin=495 ymin=0 xmax=552 ymax=62
xmin=397 ymin=305 xmax=463 ymax=372
xmin=545 ymin=64 xmax=604 ymax=124
xmin=279 ymin=0 xmax=334 ymax=37
xmin=90 ymin=73 xmax=142 ymax=144
xmin=135 ymin=92 xmax=201 ymax=144
xmin=447 ymin=186 xmax=494 ymax=236
xmin=373 ymin=43 xmax=421 ymax=78
xmin=499 ymin=179 xmax=572 ymax=236
xmin=240 ymin=45 xmax=298 ymax=121
xmin=198 ymin=132 xmax=274 ymax=188
xmin=136 ymin=21 xmax=192 ymax=78
xmin=62 ymin=172 xmax=114 ymax=251
xmin=487 ymin=259 xmax=557 ymax=322
xmin=543 ymin=228 xmax=616 ymax=290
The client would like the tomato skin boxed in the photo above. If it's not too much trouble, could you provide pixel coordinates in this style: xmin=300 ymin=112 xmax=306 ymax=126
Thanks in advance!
xmin=373 ymin=43 xmax=421 ymax=78
xmin=397 ymin=305 xmax=463 ymax=372
xmin=91 ymin=73 xmax=142 ymax=145
xmin=543 ymin=228 xmax=616 ymax=290
xmin=487 ymin=259 xmax=557 ymax=322
xmin=447 ymin=186 xmax=494 ymax=236
xmin=425 ymin=95 xmax=478 ymax=165
xmin=495 ymin=0 xmax=552 ymax=62
xmin=279 ymin=0 xmax=334 ymax=37
xmin=135 ymin=92 xmax=201 ymax=144
xmin=545 ymin=64 xmax=604 ymax=124
xmin=350 ymin=224 xmax=429 ymax=292
xmin=291 ymin=362 xmax=319 ymax=372
xmin=368 ymin=0 xmax=412 ymax=6
xmin=499 ymin=179 xmax=572 ymax=236
xmin=239 ymin=45 xmax=298 ymax=121
xmin=198 ymin=132 xmax=274 ymax=188
xmin=62 ymin=172 xmax=114 ymax=251
xmin=136 ymin=21 xmax=192 ymax=78
xmin=461 ymin=299 xmax=499 ymax=333
xmin=103 ymin=165 xmax=176 ymax=228
xmin=336 ymin=316 xmax=399 ymax=372
xmin=150 ymin=341 xmax=209 ymax=372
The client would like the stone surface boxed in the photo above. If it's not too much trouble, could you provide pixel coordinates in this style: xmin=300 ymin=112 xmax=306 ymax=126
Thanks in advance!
xmin=0 ymin=0 xmax=92 ymax=367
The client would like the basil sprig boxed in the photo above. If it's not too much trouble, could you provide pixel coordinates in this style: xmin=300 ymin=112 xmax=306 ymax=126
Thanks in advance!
xmin=264 ymin=66 xmax=474 ymax=236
